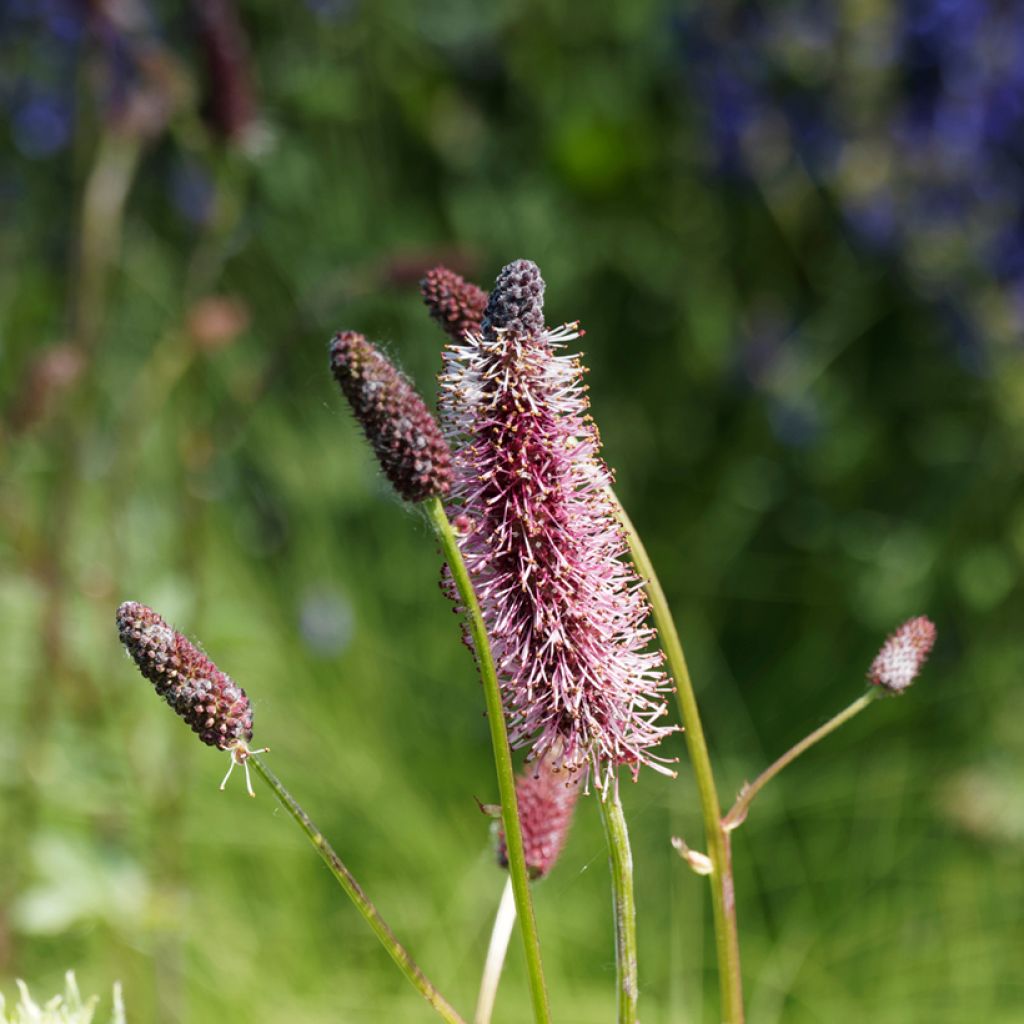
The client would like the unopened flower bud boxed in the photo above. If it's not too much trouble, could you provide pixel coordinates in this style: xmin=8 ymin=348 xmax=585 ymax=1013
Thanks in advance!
xmin=868 ymin=615 xmax=937 ymax=694
xmin=480 ymin=258 xmax=545 ymax=336
xmin=329 ymin=331 xmax=452 ymax=503
xmin=497 ymin=756 xmax=581 ymax=880
xmin=420 ymin=266 xmax=488 ymax=343
xmin=117 ymin=601 xmax=265 ymax=794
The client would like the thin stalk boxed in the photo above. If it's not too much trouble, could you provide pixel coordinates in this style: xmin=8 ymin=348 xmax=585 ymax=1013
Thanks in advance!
xmin=597 ymin=782 xmax=638 ymax=1024
xmin=723 ymin=690 xmax=879 ymax=831
xmin=610 ymin=491 xmax=744 ymax=1024
xmin=425 ymin=496 xmax=552 ymax=1024
xmin=247 ymin=754 xmax=466 ymax=1024
xmin=475 ymin=878 xmax=517 ymax=1024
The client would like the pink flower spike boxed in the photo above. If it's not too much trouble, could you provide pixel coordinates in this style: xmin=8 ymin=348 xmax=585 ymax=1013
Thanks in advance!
xmin=497 ymin=754 xmax=581 ymax=880
xmin=439 ymin=259 xmax=678 ymax=787
xmin=868 ymin=615 xmax=937 ymax=694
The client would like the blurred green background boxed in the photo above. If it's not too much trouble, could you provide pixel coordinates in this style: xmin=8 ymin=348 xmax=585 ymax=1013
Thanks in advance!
xmin=2 ymin=1 xmax=1023 ymax=1022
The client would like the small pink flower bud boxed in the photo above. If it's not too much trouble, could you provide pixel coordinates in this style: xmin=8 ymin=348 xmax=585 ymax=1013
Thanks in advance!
xmin=420 ymin=266 xmax=488 ymax=343
xmin=329 ymin=331 xmax=452 ymax=503
xmin=497 ymin=757 xmax=581 ymax=880
xmin=868 ymin=615 xmax=937 ymax=694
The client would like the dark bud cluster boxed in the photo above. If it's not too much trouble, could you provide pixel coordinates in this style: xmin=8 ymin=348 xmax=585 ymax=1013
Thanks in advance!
xmin=420 ymin=266 xmax=488 ymax=343
xmin=481 ymin=259 xmax=546 ymax=337
xmin=117 ymin=601 xmax=254 ymax=750
xmin=329 ymin=331 xmax=452 ymax=503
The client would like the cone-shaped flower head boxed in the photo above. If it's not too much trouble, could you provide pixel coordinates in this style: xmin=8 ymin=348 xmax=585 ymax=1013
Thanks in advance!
xmin=329 ymin=331 xmax=452 ymax=503
xmin=117 ymin=601 xmax=254 ymax=749
xmin=497 ymin=754 xmax=581 ymax=880
xmin=868 ymin=615 xmax=937 ymax=693
xmin=420 ymin=266 xmax=488 ymax=344
xmin=117 ymin=602 xmax=267 ymax=795
xmin=439 ymin=259 xmax=675 ymax=786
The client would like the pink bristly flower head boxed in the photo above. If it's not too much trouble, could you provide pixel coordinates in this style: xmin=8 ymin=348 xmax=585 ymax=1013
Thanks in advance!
xmin=117 ymin=601 xmax=266 ymax=795
xmin=497 ymin=754 xmax=581 ymax=880
xmin=868 ymin=615 xmax=937 ymax=694
xmin=329 ymin=331 xmax=452 ymax=503
xmin=439 ymin=259 xmax=677 ymax=787
xmin=420 ymin=266 xmax=488 ymax=344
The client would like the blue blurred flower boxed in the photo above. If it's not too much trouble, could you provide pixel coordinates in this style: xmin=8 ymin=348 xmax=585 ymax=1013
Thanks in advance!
xmin=11 ymin=91 xmax=74 ymax=158
xmin=677 ymin=0 xmax=1024 ymax=341
xmin=169 ymin=158 xmax=217 ymax=226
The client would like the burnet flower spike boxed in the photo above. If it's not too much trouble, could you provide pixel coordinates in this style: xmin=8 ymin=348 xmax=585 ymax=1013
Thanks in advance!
xmin=116 ymin=601 xmax=267 ymax=796
xmin=438 ymin=258 xmax=677 ymax=789
xmin=329 ymin=330 xmax=452 ymax=503
xmin=420 ymin=266 xmax=488 ymax=344
xmin=497 ymin=753 xmax=581 ymax=881
xmin=868 ymin=615 xmax=937 ymax=694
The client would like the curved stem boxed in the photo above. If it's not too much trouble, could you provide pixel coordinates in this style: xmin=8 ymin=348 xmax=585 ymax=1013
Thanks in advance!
xmin=474 ymin=878 xmax=517 ymax=1024
xmin=723 ymin=690 xmax=879 ymax=831
xmin=425 ymin=497 xmax=552 ymax=1024
xmin=611 ymin=491 xmax=744 ymax=1024
xmin=598 ymin=782 xmax=638 ymax=1024
xmin=247 ymin=754 xmax=466 ymax=1024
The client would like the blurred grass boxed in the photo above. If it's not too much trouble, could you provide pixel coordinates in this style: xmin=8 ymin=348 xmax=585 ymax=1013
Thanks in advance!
xmin=2 ymin=0 xmax=1024 ymax=1021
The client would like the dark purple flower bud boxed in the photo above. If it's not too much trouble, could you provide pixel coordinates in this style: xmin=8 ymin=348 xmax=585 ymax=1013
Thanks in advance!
xmin=420 ymin=266 xmax=488 ymax=343
xmin=480 ymin=259 xmax=546 ymax=336
xmin=868 ymin=615 xmax=937 ymax=694
xmin=192 ymin=0 xmax=261 ymax=148
xmin=117 ymin=601 xmax=264 ymax=793
xmin=329 ymin=331 xmax=452 ymax=502
xmin=497 ymin=755 xmax=581 ymax=880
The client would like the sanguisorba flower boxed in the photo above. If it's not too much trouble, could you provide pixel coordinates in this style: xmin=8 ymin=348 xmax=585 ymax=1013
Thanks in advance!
xmin=497 ymin=754 xmax=581 ymax=880
xmin=117 ymin=601 xmax=264 ymax=795
xmin=868 ymin=615 xmax=937 ymax=694
xmin=420 ymin=266 xmax=488 ymax=344
xmin=329 ymin=331 xmax=452 ymax=503
xmin=439 ymin=259 xmax=676 ymax=787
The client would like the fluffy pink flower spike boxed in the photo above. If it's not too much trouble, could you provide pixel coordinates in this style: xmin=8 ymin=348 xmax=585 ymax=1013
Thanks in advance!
xmin=439 ymin=259 xmax=678 ymax=787
xmin=868 ymin=615 xmax=937 ymax=694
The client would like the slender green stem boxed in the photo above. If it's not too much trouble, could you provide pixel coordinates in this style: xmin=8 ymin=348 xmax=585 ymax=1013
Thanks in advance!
xmin=610 ymin=491 xmax=744 ymax=1024
xmin=722 ymin=690 xmax=879 ymax=831
xmin=247 ymin=754 xmax=467 ymax=1024
xmin=597 ymin=782 xmax=639 ymax=1024
xmin=425 ymin=497 xmax=552 ymax=1024
xmin=474 ymin=878 xmax=517 ymax=1024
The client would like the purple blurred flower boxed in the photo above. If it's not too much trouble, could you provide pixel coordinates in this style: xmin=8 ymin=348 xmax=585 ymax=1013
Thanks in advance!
xmin=169 ymin=157 xmax=217 ymax=225
xmin=11 ymin=91 xmax=74 ymax=158
xmin=439 ymin=260 xmax=676 ymax=786
xmin=678 ymin=0 xmax=1024 ymax=340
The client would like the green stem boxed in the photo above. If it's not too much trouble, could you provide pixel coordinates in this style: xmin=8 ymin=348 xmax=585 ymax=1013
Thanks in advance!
xmin=424 ymin=496 xmax=552 ymax=1024
xmin=247 ymin=754 xmax=466 ymax=1024
xmin=597 ymin=783 xmax=639 ymax=1024
xmin=722 ymin=690 xmax=879 ymax=831
xmin=610 ymin=491 xmax=744 ymax=1024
